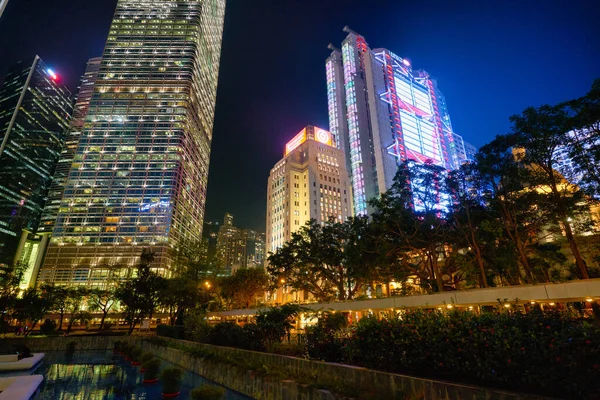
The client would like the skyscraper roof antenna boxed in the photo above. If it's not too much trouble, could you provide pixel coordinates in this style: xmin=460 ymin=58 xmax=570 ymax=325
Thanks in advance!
xmin=343 ymin=26 xmax=359 ymax=35
xmin=327 ymin=43 xmax=340 ymax=52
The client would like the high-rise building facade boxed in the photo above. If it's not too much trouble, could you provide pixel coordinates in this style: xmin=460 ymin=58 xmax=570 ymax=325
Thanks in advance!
xmin=39 ymin=57 xmax=102 ymax=237
xmin=327 ymin=27 xmax=474 ymax=215
xmin=0 ymin=56 xmax=72 ymax=264
xmin=216 ymin=213 xmax=266 ymax=271
xmin=39 ymin=0 xmax=226 ymax=286
xmin=266 ymin=125 xmax=353 ymax=254
xmin=0 ymin=0 xmax=8 ymax=18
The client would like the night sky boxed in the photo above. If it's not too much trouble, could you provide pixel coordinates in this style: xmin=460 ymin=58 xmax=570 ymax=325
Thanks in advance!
xmin=1 ymin=0 xmax=599 ymax=231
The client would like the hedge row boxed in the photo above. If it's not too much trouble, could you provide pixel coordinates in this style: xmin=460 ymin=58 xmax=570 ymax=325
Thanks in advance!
xmin=306 ymin=309 xmax=599 ymax=399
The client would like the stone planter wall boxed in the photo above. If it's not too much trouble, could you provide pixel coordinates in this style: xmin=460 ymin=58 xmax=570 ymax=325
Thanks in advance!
xmin=0 ymin=336 xmax=551 ymax=400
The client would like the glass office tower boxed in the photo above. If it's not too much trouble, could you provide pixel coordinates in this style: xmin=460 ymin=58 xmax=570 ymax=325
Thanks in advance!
xmin=39 ymin=57 xmax=103 ymax=236
xmin=0 ymin=56 xmax=72 ymax=264
xmin=0 ymin=0 xmax=8 ymax=18
xmin=327 ymin=28 xmax=474 ymax=216
xmin=40 ymin=0 xmax=226 ymax=286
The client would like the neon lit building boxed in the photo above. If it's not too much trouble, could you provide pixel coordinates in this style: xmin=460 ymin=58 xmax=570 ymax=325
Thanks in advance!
xmin=327 ymin=27 xmax=474 ymax=215
xmin=39 ymin=57 xmax=102 ymax=238
xmin=266 ymin=126 xmax=353 ymax=254
xmin=0 ymin=0 xmax=8 ymax=18
xmin=0 ymin=56 xmax=72 ymax=265
xmin=39 ymin=0 xmax=226 ymax=286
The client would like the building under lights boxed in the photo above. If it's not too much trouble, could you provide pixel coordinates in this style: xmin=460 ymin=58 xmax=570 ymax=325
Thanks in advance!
xmin=0 ymin=0 xmax=8 ymax=18
xmin=38 ymin=0 xmax=226 ymax=286
xmin=11 ymin=57 xmax=103 ymax=288
xmin=0 ymin=56 xmax=72 ymax=267
xmin=327 ymin=27 xmax=475 ymax=216
xmin=216 ymin=213 xmax=266 ymax=272
xmin=266 ymin=126 xmax=353 ymax=254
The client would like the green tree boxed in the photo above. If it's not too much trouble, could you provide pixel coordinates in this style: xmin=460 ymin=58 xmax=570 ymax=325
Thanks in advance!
xmin=475 ymin=137 xmax=549 ymax=283
xmin=14 ymin=287 xmax=53 ymax=336
xmin=64 ymin=287 xmax=90 ymax=334
xmin=87 ymin=288 xmax=117 ymax=330
xmin=43 ymin=284 xmax=70 ymax=331
xmin=255 ymin=303 xmax=303 ymax=345
xmin=161 ymin=276 xmax=211 ymax=325
xmin=268 ymin=217 xmax=376 ymax=301
xmin=220 ymin=267 xmax=269 ymax=309
xmin=370 ymin=161 xmax=450 ymax=292
xmin=0 ymin=262 xmax=27 ymax=331
xmin=566 ymin=79 xmax=600 ymax=197
xmin=510 ymin=104 xmax=593 ymax=279
xmin=115 ymin=249 xmax=167 ymax=334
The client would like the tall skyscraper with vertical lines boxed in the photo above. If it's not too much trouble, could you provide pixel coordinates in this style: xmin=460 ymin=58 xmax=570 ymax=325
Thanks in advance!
xmin=39 ymin=0 xmax=226 ymax=286
xmin=327 ymin=27 xmax=474 ymax=216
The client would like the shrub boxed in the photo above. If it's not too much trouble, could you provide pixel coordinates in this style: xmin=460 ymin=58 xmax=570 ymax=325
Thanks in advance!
xmin=208 ymin=322 xmax=246 ymax=348
xmin=130 ymin=347 xmax=143 ymax=362
xmin=140 ymin=352 xmax=155 ymax=365
xmin=160 ymin=367 xmax=184 ymax=395
xmin=156 ymin=324 xmax=186 ymax=340
xmin=334 ymin=309 xmax=600 ymax=399
xmin=190 ymin=384 xmax=225 ymax=400
xmin=40 ymin=319 xmax=57 ymax=334
xmin=143 ymin=358 xmax=161 ymax=381
xmin=184 ymin=308 xmax=212 ymax=343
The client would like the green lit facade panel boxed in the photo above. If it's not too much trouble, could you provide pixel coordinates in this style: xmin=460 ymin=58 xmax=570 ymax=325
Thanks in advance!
xmin=40 ymin=0 xmax=226 ymax=284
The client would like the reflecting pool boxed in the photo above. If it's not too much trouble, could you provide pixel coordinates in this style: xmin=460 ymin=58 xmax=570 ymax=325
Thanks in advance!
xmin=32 ymin=350 xmax=252 ymax=400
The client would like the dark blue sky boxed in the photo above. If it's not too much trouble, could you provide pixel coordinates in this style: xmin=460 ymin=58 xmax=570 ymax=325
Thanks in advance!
xmin=1 ymin=0 xmax=599 ymax=231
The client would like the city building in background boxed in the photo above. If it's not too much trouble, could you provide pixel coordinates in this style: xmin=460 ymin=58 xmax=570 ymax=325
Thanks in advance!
xmin=266 ymin=125 xmax=353 ymax=254
xmin=14 ymin=57 xmax=103 ymax=288
xmin=39 ymin=0 xmax=226 ymax=287
xmin=216 ymin=213 xmax=265 ymax=272
xmin=0 ymin=0 xmax=8 ymax=18
xmin=0 ymin=56 xmax=72 ymax=269
xmin=327 ymin=27 xmax=475 ymax=216
xmin=201 ymin=219 xmax=220 ymax=265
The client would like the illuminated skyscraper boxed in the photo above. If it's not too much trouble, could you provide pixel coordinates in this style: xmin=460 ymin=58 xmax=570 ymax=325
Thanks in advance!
xmin=39 ymin=57 xmax=102 ymax=237
xmin=266 ymin=126 xmax=353 ymax=254
xmin=39 ymin=0 xmax=226 ymax=286
xmin=0 ymin=56 xmax=73 ymax=264
xmin=327 ymin=27 xmax=474 ymax=215
xmin=0 ymin=0 xmax=8 ymax=18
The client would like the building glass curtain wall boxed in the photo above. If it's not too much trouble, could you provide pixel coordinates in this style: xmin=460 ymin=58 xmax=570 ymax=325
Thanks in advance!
xmin=0 ymin=56 xmax=72 ymax=263
xmin=39 ymin=0 xmax=226 ymax=286
xmin=39 ymin=57 xmax=103 ymax=237
xmin=327 ymin=28 xmax=474 ymax=216
xmin=0 ymin=0 xmax=8 ymax=18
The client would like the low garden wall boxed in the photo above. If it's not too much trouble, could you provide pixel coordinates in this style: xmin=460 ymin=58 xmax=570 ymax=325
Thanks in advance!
xmin=150 ymin=338 xmax=551 ymax=400
xmin=0 ymin=336 xmax=552 ymax=400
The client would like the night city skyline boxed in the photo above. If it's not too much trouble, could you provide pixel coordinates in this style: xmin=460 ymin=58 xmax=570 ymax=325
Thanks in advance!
xmin=1 ymin=0 xmax=599 ymax=231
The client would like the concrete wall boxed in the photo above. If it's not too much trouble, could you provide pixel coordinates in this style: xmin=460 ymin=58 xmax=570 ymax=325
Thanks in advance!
xmin=0 ymin=336 xmax=551 ymax=400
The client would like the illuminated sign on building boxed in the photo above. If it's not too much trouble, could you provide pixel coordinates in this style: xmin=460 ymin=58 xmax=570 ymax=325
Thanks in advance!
xmin=285 ymin=128 xmax=307 ymax=156
xmin=314 ymin=127 xmax=333 ymax=146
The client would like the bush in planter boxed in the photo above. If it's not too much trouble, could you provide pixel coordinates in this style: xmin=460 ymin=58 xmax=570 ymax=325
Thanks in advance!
xmin=130 ymin=347 xmax=144 ymax=364
xmin=140 ymin=352 xmax=155 ymax=366
xmin=142 ymin=358 xmax=161 ymax=383
xmin=160 ymin=367 xmax=184 ymax=396
xmin=190 ymin=384 xmax=225 ymax=400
